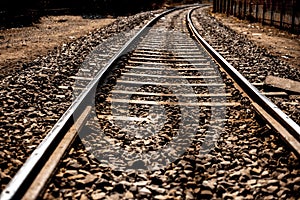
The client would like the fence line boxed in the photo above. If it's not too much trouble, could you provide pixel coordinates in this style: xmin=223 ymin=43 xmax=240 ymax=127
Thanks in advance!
xmin=213 ymin=0 xmax=300 ymax=33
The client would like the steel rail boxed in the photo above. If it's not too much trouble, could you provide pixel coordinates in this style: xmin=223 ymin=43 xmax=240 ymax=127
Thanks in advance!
xmin=0 ymin=7 xmax=191 ymax=200
xmin=187 ymin=7 xmax=300 ymax=156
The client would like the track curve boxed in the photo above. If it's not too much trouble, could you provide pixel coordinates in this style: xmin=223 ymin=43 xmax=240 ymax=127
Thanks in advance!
xmin=1 ymin=5 xmax=299 ymax=200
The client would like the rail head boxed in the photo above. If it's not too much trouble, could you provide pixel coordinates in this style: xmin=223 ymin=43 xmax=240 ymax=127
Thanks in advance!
xmin=187 ymin=7 xmax=300 ymax=156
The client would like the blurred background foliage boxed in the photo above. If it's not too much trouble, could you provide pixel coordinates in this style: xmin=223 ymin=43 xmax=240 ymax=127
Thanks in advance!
xmin=0 ymin=0 xmax=204 ymax=28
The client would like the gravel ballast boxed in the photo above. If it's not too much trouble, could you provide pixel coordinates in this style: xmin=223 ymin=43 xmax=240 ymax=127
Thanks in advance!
xmin=192 ymin=7 xmax=300 ymax=126
xmin=0 ymin=10 xmax=163 ymax=192
xmin=42 ymin=8 xmax=300 ymax=200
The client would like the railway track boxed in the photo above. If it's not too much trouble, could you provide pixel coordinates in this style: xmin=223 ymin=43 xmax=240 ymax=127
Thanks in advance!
xmin=1 ymin=5 xmax=300 ymax=200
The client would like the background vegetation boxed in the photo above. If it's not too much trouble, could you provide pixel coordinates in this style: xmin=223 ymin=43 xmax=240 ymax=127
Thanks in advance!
xmin=0 ymin=0 xmax=203 ymax=28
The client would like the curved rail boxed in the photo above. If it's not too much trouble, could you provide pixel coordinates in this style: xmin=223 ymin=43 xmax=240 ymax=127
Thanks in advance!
xmin=0 ymin=8 xmax=183 ymax=200
xmin=187 ymin=7 xmax=300 ymax=156
xmin=2 ymin=5 xmax=299 ymax=200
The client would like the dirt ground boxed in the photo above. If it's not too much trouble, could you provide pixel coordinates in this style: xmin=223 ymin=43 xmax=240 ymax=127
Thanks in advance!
xmin=0 ymin=10 xmax=299 ymax=75
xmin=211 ymin=11 xmax=300 ymax=70
xmin=0 ymin=16 xmax=115 ymax=73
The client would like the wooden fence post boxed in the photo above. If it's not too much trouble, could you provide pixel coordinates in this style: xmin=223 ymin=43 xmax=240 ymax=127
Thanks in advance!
xmin=291 ymin=0 xmax=296 ymax=32
xmin=243 ymin=0 xmax=247 ymax=19
xmin=220 ymin=0 xmax=223 ymax=13
xmin=255 ymin=0 xmax=258 ymax=22
xmin=262 ymin=1 xmax=266 ymax=25
xmin=234 ymin=0 xmax=237 ymax=17
xmin=270 ymin=0 xmax=275 ymax=26
xmin=280 ymin=0 xmax=285 ymax=28
xmin=249 ymin=0 xmax=253 ymax=21
xmin=227 ymin=0 xmax=230 ymax=16
xmin=239 ymin=0 xmax=242 ymax=18
xmin=213 ymin=0 xmax=216 ymax=12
